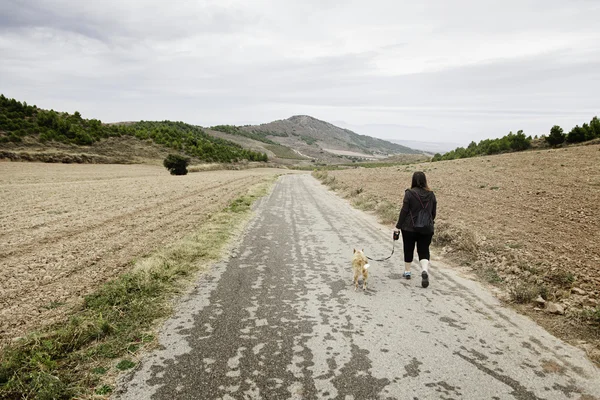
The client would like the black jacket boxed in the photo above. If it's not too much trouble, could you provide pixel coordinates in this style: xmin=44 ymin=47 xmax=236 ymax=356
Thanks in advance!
xmin=396 ymin=187 xmax=437 ymax=233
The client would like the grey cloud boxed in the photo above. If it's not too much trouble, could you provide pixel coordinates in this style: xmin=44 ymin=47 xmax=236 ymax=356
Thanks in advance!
xmin=0 ymin=0 xmax=261 ymax=42
xmin=1 ymin=0 xmax=599 ymax=143
xmin=0 ymin=0 xmax=109 ymax=41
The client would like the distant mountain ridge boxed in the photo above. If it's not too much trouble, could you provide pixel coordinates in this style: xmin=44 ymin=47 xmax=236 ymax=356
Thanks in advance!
xmin=389 ymin=140 xmax=463 ymax=154
xmin=241 ymin=115 xmax=420 ymax=160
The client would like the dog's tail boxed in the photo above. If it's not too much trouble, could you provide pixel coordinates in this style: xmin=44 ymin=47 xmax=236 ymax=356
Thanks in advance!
xmin=364 ymin=263 xmax=370 ymax=270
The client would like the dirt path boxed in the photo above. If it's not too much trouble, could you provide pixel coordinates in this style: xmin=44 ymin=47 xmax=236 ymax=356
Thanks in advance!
xmin=0 ymin=163 xmax=287 ymax=343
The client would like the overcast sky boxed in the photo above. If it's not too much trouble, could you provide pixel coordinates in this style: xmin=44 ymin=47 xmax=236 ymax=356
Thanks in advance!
xmin=1 ymin=0 xmax=599 ymax=145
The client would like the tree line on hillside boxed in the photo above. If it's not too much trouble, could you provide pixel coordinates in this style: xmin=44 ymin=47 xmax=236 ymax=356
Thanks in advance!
xmin=211 ymin=124 xmax=286 ymax=145
xmin=545 ymin=116 xmax=600 ymax=146
xmin=432 ymin=130 xmax=531 ymax=161
xmin=432 ymin=115 xmax=600 ymax=162
xmin=0 ymin=95 xmax=268 ymax=163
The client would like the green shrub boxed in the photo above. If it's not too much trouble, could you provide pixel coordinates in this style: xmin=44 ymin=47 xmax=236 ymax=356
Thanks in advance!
xmin=431 ymin=153 xmax=442 ymax=162
xmin=115 ymin=360 xmax=135 ymax=371
xmin=300 ymin=135 xmax=317 ymax=145
xmin=582 ymin=307 xmax=600 ymax=325
xmin=567 ymin=125 xmax=587 ymax=143
xmin=546 ymin=125 xmax=566 ymax=146
xmin=96 ymin=385 xmax=113 ymax=395
xmin=546 ymin=270 xmax=575 ymax=288
xmin=163 ymin=154 xmax=190 ymax=175
xmin=590 ymin=117 xmax=600 ymax=139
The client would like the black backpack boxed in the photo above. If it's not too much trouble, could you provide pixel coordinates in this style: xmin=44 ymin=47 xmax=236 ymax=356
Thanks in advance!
xmin=408 ymin=189 xmax=434 ymax=234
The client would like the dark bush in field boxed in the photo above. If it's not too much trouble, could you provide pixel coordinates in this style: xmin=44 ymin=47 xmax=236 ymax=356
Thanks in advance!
xmin=163 ymin=154 xmax=190 ymax=175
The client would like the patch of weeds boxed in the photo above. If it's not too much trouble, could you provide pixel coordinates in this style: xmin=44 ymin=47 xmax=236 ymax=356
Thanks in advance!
xmin=351 ymin=195 xmax=378 ymax=211
xmin=127 ymin=343 xmax=141 ymax=353
xmin=510 ymin=283 xmax=539 ymax=304
xmin=321 ymin=175 xmax=346 ymax=191
xmin=311 ymin=170 xmax=328 ymax=181
xmin=581 ymin=307 xmax=600 ymax=325
xmin=518 ymin=261 xmax=539 ymax=274
xmin=92 ymin=367 xmax=108 ymax=375
xmin=538 ymin=284 xmax=549 ymax=301
xmin=229 ymin=196 xmax=252 ymax=213
xmin=507 ymin=242 xmax=523 ymax=249
xmin=546 ymin=270 xmax=576 ymax=288
xmin=432 ymin=221 xmax=479 ymax=256
xmin=490 ymin=186 xmax=500 ymax=190
xmin=95 ymin=385 xmax=113 ymax=395
xmin=93 ymin=342 xmax=121 ymax=359
xmin=116 ymin=359 xmax=136 ymax=371
xmin=42 ymin=301 xmax=66 ymax=310
xmin=323 ymin=175 xmax=335 ymax=185
xmin=0 ymin=179 xmax=274 ymax=399
xmin=348 ymin=187 xmax=364 ymax=197
xmin=375 ymin=201 xmax=399 ymax=225
xmin=478 ymin=184 xmax=487 ymax=189
xmin=479 ymin=267 xmax=503 ymax=284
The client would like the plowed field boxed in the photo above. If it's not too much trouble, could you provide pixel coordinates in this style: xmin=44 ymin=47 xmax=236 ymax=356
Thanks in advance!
xmin=0 ymin=163 xmax=284 ymax=343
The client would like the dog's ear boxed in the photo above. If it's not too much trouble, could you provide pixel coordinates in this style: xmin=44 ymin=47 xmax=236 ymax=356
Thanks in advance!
xmin=353 ymin=248 xmax=356 ymax=253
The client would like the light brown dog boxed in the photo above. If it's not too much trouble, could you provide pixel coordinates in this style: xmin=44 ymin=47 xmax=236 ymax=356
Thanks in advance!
xmin=352 ymin=249 xmax=370 ymax=291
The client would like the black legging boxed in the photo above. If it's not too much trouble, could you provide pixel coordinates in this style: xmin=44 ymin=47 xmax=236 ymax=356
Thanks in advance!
xmin=401 ymin=230 xmax=433 ymax=263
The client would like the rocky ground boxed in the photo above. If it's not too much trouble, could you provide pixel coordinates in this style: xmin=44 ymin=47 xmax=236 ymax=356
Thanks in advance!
xmin=317 ymin=143 xmax=600 ymax=362
xmin=0 ymin=162 xmax=284 ymax=344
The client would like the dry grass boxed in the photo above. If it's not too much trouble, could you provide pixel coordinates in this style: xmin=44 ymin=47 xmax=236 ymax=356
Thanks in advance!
xmin=375 ymin=201 xmax=399 ymax=225
xmin=432 ymin=221 xmax=479 ymax=256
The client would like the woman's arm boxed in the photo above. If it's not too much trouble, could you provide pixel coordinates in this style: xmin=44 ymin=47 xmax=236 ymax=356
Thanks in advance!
xmin=396 ymin=191 xmax=410 ymax=229
xmin=432 ymin=193 xmax=437 ymax=220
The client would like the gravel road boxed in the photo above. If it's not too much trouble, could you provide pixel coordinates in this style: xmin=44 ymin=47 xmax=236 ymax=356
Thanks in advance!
xmin=116 ymin=174 xmax=600 ymax=400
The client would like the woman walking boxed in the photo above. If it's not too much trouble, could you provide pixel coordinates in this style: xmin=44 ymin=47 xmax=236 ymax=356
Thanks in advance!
xmin=394 ymin=171 xmax=437 ymax=288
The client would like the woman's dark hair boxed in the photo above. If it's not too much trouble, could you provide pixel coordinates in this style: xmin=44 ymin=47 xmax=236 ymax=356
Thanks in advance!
xmin=411 ymin=171 xmax=430 ymax=191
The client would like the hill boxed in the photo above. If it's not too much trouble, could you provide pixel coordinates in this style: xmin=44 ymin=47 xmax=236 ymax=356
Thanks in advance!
xmin=238 ymin=115 xmax=421 ymax=162
xmin=205 ymin=125 xmax=312 ymax=166
xmin=0 ymin=95 xmax=268 ymax=164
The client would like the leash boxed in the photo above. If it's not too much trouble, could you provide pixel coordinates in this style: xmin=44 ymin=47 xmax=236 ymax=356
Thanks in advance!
xmin=366 ymin=231 xmax=398 ymax=262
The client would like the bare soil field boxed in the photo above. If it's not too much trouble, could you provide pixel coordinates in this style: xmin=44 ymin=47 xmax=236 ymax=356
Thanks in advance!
xmin=316 ymin=144 xmax=600 ymax=359
xmin=0 ymin=162 xmax=286 ymax=343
